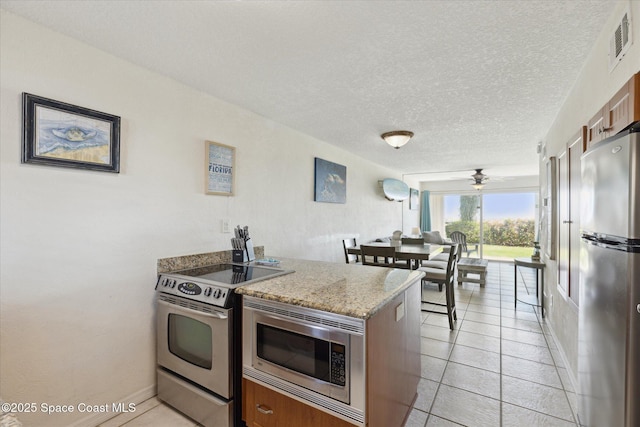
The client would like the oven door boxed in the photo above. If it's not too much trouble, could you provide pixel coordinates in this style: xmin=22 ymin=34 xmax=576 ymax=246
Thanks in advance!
xmin=250 ymin=311 xmax=350 ymax=405
xmin=157 ymin=296 xmax=232 ymax=399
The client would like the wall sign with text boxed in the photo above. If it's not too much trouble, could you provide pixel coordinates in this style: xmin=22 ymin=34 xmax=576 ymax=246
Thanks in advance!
xmin=205 ymin=140 xmax=235 ymax=196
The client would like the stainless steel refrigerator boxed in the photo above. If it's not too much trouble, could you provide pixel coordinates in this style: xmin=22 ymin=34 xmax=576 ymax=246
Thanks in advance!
xmin=578 ymin=122 xmax=640 ymax=427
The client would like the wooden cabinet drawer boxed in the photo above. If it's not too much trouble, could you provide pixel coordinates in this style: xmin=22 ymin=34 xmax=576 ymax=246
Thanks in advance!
xmin=243 ymin=379 xmax=355 ymax=427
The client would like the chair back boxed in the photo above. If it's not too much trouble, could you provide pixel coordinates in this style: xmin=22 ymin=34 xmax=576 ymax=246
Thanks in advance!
xmin=401 ymin=237 xmax=424 ymax=245
xmin=361 ymin=245 xmax=397 ymax=267
xmin=444 ymin=244 xmax=459 ymax=284
xmin=449 ymin=231 xmax=468 ymax=253
xmin=342 ymin=238 xmax=358 ymax=264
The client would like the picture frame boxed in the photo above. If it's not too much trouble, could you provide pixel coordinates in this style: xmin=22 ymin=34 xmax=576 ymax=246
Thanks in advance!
xmin=205 ymin=140 xmax=235 ymax=196
xmin=314 ymin=157 xmax=346 ymax=203
xmin=409 ymin=188 xmax=419 ymax=210
xmin=22 ymin=93 xmax=120 ymax=173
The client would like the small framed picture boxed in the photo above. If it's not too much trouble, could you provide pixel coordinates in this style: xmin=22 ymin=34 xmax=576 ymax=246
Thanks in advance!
xmin=314 ymin=157 xmax=346 ymax=203
xmin=205 ymin=140 xmax=235 ymax=196
xmin=22 ymin=93 xmax=121 ymax=173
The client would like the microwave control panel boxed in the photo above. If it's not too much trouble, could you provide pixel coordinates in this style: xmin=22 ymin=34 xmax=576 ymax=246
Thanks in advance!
xmin=330 ymin=343 xmax=346 ymax=386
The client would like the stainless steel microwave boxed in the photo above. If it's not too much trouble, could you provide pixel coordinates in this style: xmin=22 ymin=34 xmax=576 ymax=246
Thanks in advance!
xmin=242 ymin=296 xmax=366 ymax=424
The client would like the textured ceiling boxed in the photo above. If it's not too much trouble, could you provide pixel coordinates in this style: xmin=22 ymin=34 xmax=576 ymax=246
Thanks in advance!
xmin=1 ymin=0 xmax=617 ymax=183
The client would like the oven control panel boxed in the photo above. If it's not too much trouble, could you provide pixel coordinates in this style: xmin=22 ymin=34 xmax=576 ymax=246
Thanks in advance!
xmin=156 ymin=275 xmax=229 ymax=307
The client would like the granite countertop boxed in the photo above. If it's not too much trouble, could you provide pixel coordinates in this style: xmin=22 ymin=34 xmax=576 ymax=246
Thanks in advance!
xmin=235 ymin=257 xmax=424 ymax=319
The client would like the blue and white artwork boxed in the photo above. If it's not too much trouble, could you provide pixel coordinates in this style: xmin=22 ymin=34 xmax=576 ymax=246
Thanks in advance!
xmin=206 ymin=141 xmax=235 ymax=195
xmin=314 ymin=158 xmax=346 ymax=204
xmin=35 ymin=105 xmax=112 ymax=165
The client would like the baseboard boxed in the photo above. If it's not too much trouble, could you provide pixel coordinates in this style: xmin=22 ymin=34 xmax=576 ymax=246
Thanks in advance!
xmin=545 ymin=323 xmax=579 ymax=391
xmin=68 ymin=384 xmax=156 ymax=427
xmin=545 ymin=321 xmax=581 ymax=423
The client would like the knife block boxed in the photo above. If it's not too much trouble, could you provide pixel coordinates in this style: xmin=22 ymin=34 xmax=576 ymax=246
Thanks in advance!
xmin=245 ymin=238 xmax=256 ymax=261
xmin=232 ymin=250 xmax=247 ymax=263
xmin=232 ymin=239 xmax=256 ymax=263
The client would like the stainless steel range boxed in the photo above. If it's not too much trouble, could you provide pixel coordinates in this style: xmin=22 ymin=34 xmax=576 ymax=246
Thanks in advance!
xmin=155 ymin=263 xmax=293 ymax=427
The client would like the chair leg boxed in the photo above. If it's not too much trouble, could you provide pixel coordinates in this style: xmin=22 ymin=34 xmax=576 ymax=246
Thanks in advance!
xmin=421 ymin=280 xmax=457 ymax=330
xmin=444 ymin=278 xmax=457 ymax=328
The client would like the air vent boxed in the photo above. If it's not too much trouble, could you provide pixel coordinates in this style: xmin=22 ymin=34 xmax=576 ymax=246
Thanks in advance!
xmin=609 ymin=8 xmax=632 ymax=71
xmin=243 ymin=298 xmax=365 ymax=335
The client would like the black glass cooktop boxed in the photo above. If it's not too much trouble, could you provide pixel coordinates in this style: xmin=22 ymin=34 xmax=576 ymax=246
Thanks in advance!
xmin=174 ymin=263 xmax=291 ymax=286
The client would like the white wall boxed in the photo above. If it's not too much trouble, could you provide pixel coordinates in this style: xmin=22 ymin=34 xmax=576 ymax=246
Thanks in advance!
xmin=539 ymin=0 xmax=640 ymax=387
xmin=0 ymin=11 xmax=419 ymax=426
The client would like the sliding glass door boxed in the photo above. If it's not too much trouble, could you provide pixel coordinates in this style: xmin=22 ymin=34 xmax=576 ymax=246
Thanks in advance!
xmin=435 ymin=191 xmax=537 ymax=260
xmin=443 ymin=194 xmax=481 ymax=258
xmin=481 ymin=192 xmax=536 ymax=260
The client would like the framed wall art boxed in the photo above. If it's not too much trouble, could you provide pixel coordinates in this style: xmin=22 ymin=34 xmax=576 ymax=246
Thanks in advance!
xmin=314 ymin=157 xmax=346 ymax=203
xmin=22 ymin=93 xmax=121 ymax=173
xmin=205 ymin=140 xmax=235 ymax=196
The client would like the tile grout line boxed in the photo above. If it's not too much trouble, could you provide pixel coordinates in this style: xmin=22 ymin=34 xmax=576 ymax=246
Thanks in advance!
xmin=514 ymin=259 xmax=581 ymax=427
xmin=421 ymin=283 xmax=464 ymax=426
xmin=533 ymin=297 xmax=581 ymax=427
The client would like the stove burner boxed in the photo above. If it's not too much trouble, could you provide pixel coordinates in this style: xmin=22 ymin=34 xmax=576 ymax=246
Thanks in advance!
xmin=176 ymin=263 xmax=282 ymax=285
xmin=156 ymin=263 xmax=293 ymax=308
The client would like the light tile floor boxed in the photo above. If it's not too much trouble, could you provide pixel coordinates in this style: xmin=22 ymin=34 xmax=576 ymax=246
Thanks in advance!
xmin=103 ymin=261 xmax=578 ymax=427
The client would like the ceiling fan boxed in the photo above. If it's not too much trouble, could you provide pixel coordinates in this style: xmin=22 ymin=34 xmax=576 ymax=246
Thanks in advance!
xmin=470 ymin=169 xmax=489 ymax=190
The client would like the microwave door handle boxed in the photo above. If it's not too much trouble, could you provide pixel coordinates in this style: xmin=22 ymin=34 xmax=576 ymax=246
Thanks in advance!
xmin=158 ymin=299 xmax=228 ymax=320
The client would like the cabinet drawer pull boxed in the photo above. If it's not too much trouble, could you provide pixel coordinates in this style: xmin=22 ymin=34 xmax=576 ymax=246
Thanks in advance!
xmin=599 ymin=126 xmax=613 ymax=134
xmin=256 ymin=404 xmax=273 ymax=415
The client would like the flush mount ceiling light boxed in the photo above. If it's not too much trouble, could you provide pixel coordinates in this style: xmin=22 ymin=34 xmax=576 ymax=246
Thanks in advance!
xmin=471 ymin=168 xmax=488 ymax=190
xmin=381 ymin=130 xmax=414 ymax=149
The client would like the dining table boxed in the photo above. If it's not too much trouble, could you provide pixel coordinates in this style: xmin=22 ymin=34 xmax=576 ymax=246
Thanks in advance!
xmin=347 ymin=242 xmax=444 ymax=270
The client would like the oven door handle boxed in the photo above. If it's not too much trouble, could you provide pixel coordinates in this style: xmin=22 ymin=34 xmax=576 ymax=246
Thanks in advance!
xmin=158 ymin=299 xmax=228 ymax=320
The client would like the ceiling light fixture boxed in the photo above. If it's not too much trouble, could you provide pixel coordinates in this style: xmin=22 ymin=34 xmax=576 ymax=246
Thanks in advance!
xmin=381 ymin=130 xmax=414 ymax=149
xmin=470 ymin=168 xmax=488 ymax=190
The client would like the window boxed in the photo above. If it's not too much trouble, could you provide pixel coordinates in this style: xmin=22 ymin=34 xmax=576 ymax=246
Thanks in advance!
xmin=435 ymin=191 xmax=538 ymax=261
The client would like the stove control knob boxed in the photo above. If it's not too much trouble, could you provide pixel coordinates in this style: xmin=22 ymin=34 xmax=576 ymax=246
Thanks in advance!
xmin=170 ymin=280 xmax=176 ymax=288
xmin=204 ymin=287 xmax=212 ymax=297
xmin=213 ymin=289 xmax=222 ymax=299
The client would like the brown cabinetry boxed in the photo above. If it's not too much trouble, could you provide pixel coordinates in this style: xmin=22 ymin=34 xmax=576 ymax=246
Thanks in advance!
xmin=243 ymin=379 xmax=354 ymax=427
xmin=242 ymin=280 xmax=421 ymax=427
xmin=557 ymin=127 xmax=585 ymax=309
xmin=587 ymin=72 xmax=640 ymax=147
xmin=365 ymin=280 xmax=421 ymax=427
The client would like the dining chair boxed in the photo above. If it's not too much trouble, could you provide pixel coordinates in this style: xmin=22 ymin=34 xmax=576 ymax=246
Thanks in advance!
xmin=361 ymin=245 xmax=398 ymax=268
xmin=424 ymin=240 xmax=462 ymax=267
xmin=342 ymin=238 xmax=360 ymax=264
xmin=418 ymin=244 xmax=459 ymax=330
xmin=449 ymin=231 xmax=479 ymax=257
xmin=394 ymin=251 xmax=416 ymax=270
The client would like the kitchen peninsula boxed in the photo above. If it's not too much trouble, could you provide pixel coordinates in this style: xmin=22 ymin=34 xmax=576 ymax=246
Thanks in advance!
xmin=237 ymin=257 xmax=425 ymax=427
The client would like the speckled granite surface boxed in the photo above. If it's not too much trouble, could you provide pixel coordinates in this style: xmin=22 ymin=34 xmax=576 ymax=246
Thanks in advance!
xmin=236 ymin=257 xmax=424 ymax=319
xmin=157 ymin=246 xmax=265 ymax=273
